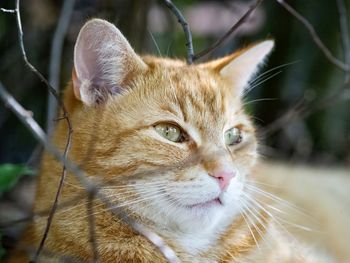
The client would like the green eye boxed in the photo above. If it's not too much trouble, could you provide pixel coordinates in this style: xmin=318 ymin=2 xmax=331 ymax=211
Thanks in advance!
xmin=224 ymin=127 xmax=242 ymax=146
xmin=154 ymin=123 xmax=184 ymax=142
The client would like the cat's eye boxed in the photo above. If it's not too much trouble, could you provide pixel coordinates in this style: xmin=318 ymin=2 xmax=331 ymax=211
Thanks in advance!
xmin=224 ymin=127 xmax=242 ymax=146
xmin=154 ymin=123 xmax=185 ymax=143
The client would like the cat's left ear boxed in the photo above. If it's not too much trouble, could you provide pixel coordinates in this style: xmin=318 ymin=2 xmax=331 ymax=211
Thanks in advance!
xmin=205 ymin=40 xmax=274 ymax=96
xmin=72 ymin=19 xmax=148 ymax=105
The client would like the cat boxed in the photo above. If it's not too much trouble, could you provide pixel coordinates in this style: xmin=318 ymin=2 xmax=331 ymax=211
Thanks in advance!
xmin=7 ymin=19 xmax=335 ymax=263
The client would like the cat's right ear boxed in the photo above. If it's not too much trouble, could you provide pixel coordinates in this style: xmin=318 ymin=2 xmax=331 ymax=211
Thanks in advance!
xmin=202 ymin=40 xmax=274 ymax=97
xmin=72 ymin=19 xmax=148 ymax=105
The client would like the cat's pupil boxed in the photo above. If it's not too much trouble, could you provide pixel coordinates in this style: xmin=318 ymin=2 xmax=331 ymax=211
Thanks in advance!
xmin=155 ymin=123 xmax=182 ymax=142
xmin=225 ymin=127 xmax=242 ymax=146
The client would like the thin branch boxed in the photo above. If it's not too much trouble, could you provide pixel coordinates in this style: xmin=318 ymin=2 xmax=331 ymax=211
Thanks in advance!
xmin=0 ymin=8 xmax=16 ymax=13
xmin=12 ymin=0 xmax=73 ymax=260
xmin=193 ymin=0 xmax=263 ymax=61
xmin=87 ymin=192 xmax=100 ymax=263
xmin=263 ymin=80 xmax=350 ymax=136
xmin=163 ymin=0 xmax=194 ymax=64
xmin=276 ymin=0 xmax=350 ymax=72
xmin=47 ymin=0 xmax=76 ymax=134
xmin=96 ymin=193 xmax=181 ymax=263
xmin=0 ymin=82 xmax=46 ymax=141
xmin=31 ymin=128 xmax=72 ymax=262
xmin=0 ymin=82 xmax=180 ymax=263
xmin=336 ymin=0 xmax=350 ymax=82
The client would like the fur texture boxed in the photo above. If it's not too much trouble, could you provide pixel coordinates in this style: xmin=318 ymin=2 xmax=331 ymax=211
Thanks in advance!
xmin=7 ymin=19 xmax=335 ymax=263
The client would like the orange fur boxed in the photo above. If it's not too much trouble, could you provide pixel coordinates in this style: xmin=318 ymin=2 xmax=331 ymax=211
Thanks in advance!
xmin=7 ymin=19 xmax=335 ymax=263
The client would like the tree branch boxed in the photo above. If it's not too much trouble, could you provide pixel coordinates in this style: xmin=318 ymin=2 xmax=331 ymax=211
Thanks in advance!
xmin=193 ymin=0 xmax=263 ymax=61
xmin=47 ymin=0 xmax=76 ymax=134
xmin=0 ymin=8 xmax=16 ymax=13
xmin=0 ymin=82 xmax=46 ymax=142
xmin=163 ymin=0 xmax=194 ymax=64
xmin=263 ymin=80 xmax=350 ymax=136
xmin=276 ymin=0 xmax=350 ymax=72
xmin=87 ymin=192 xmax=100 ymax=263
xmin=336 ymin=0 xmax=350 ymax=81
xmin=8 ymin=0 xmax=74 ymax=260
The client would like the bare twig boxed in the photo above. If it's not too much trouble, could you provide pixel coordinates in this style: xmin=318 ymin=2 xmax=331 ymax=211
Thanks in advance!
xmin=47 ymin=0 xmax=76 ymax=134
xmin=336 ymin=0 xmax=350 ymax=82
xmin=87 ymin=192 xmax=100 ymax=263
xmin=133 ymin=224 xmax=179 ymax=263
xmin=1 ymin=8 xmax=16 ymax=13
xmin=193 ymin=0 xmax=263 ymax=61
xmin=264 ymin=0 xmax=350 ymax=136
xmin=276 ymin=0 xmax=350 ymax=72
xmin=163 ymin=0 xmax=194 ymax=64
xmin=97 ymin=193 xmax=181 ymax=263
xmin=10 ymin=0 xmax=73 ymax=260
xmin=263 ymin=80 xmax=350 ymax=136
xmin=0 ymin=82 xmax=46 ymax=141
xmin=32 ymin=131 xmax=72 ymax=261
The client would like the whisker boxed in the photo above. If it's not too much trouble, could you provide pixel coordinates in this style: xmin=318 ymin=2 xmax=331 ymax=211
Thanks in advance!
xmin=265 ymin=204 xmax=288 ymax=215
xmin=275 ymin=216 xmax=317 ymax=232
xmin=249 ymin=60 xmax=300 ymax=86
xmin=240 ymin=199 xmax=269 ymax=246
xmin=245 ymin=184 xmax=310 ymax=217
xmin=147 ymin=28 xmax=162 ymax=56
xmin=101 ymin=180 xmax=172 ymax=190
xmin=166 ymin=41 xmax=173 ymax=56
xmin=242 ymin=98 xmax=278 ymax=107
xmin=65 ymin=190 xmax=171 ymax=224
xmin=245 ymin=179 xmax=284 ymax=189
xmin=238 ymin=202 xmax=261 ymax=250
xmin=242 ymin=192 xmax=301 ymax=242
xmin=244 ymin=70 xmax=282 ymax=97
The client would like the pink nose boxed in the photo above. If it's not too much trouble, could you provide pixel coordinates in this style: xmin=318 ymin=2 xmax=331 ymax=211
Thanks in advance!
xmin=210 ymin=170 xmax=236 ymax=190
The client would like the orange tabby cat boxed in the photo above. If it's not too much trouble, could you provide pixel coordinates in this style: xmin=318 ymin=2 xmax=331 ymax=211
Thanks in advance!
xmin=7 ymin=19 xmax=335 ymax=263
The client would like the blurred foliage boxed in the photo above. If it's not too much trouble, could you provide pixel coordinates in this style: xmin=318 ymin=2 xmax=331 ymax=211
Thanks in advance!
xmin=0 ymin=164 xmax=35 ymax=196
xmin=0 ymin=0 xmax=349 ymax=166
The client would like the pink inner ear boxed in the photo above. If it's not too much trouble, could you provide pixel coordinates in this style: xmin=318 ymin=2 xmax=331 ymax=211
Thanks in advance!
xmin=74 ymin=33 xmax=101 ymax=84
xmin=72 ymin=19 xmax=147 ymax=105
xmin=219 ymin=41 xmax=274 ymax=97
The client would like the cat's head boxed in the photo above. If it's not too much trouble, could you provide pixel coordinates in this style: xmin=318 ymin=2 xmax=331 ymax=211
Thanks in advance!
xmin=71 ymin=19 xmax=273 ymax=233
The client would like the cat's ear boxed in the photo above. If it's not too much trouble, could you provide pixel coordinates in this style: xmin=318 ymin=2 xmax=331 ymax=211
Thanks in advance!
xmin=72 ymin=19 xmax=148 ymax=105
xmin=206 ymin=40 xmax=274 ymax=96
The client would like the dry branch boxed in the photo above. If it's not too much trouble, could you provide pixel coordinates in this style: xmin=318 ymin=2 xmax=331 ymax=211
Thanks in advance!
xmin=193 ymin=0 xmax=263 ymax=61
xmin=87 ymin=192 xmax=100 ymax=263
xmin=0 ymin=82 xmax=46 ymax=141
xmin=263 ymin=80 xmax=350 ymax=136
xmin=262 ymin=0 xmax=350 ymax=136
xmin=276 ymin=0 xmax=350 ymax=72
xmin=6 ymin=0 xmax=73 ymax=260
xmin=0 ymin=8 xmax=15 ymax=13
xmin=336 ymin=0 xmax=350 ymax=81
xmin=47 ymin=0 xmax=76 ymax=134
xmin=163 ymin=0 xmax=194 ymax=64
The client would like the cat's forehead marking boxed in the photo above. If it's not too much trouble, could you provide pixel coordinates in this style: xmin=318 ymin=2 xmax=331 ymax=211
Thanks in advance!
xmin=161 ymin=67 xmax=242 ymax=144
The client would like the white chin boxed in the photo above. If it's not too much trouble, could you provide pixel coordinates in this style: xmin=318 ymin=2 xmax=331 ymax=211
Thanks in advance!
xmin=168 ymin=200 xmax=225 ymax=231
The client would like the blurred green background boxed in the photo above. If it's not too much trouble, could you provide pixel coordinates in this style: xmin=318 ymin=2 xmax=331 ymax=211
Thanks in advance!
xmin=0 ymin=0 xmax=349 ymax=165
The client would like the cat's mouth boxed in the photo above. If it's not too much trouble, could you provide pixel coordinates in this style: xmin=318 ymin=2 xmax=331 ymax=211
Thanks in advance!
xmin=164 ymin=192 xmax=224 ymax=211
xmin=185 ymin=197 xmax=223 ymax=209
